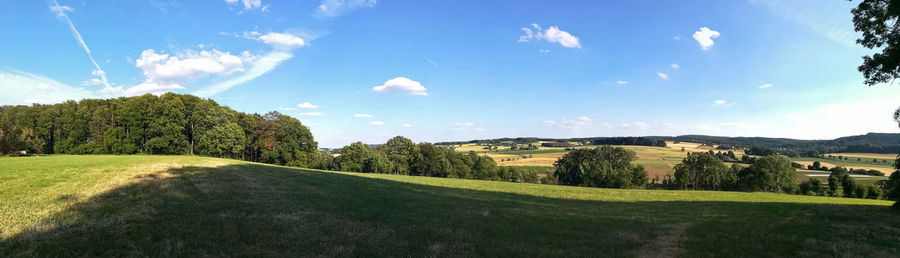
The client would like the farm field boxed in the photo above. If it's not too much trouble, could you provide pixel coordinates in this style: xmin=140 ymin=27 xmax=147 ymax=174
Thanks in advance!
xmin=473 ymin=142 xmax=734 ymax=179
xmin=791 ymin=157 xmax=894 ymax=175
xmin=2 ymin=155 xmax=899 ymax=256
xmin=825 ymin=153 xmax=897 ymax=160
xmin=462 ymin=142 xmax=897 ymax=183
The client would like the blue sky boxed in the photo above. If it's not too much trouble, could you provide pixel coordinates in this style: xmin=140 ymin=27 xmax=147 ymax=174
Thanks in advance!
xmin=2 ymin=0 xmax=900 ymax=147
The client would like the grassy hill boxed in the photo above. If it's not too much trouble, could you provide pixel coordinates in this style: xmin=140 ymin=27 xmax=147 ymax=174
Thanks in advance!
xmin=1 ymin=155 xmax=899 ymax=256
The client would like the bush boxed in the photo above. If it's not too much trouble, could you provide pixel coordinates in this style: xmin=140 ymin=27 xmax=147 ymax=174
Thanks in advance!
xmin=867 ymin=184 xmax=883 ymax=199
xmin=854 ymin=185 xmax=868 ymax=199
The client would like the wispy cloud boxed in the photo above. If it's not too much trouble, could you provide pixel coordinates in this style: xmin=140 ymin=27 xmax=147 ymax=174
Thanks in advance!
xmin=749 ymin=0 xmax=857 ymax=46
xmin=316 ymin=0 xmax=376 ymax=18
xmin=369 ymin=121 xmax=384 ymax=126
xmin=299 ymin=112 xmax=324 ymax=116
xmin=657 ymin=72 xmax=669 ymax=80
xmin=543 ymin=116 xmax=593 ymax=130
xmin=297 ymin=102 xmax=318 ymax=109
xmin=0 ymin=69 xmax=96 ymax=105
xmin=353 ymin=113 xmax=374 ymax=118
xmin=713 ymin=99 xmax=734 ymax=107
xmin=195 ymin=31 xmax=311 ymax=97
xmin=616 ymin=80 xmax=628 ymax=85
xmin=759 ymin=83 xmax=773 ymax=89
xmin=49 ymin=0 xmax=111 ymax=89
xmin=425 ymin=57 xmax=438 ymax=68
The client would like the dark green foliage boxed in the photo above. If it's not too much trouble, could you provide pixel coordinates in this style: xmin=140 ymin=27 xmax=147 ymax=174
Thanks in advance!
xmin=553 ymin=146 xmax=648 ymax=189
xmin=799 ymin=177 xmax=825 ymax=196
xmin=829 ymin=167 xmax=850 ymax=196
xmin=328 ymin=136 xmax=523 ymax=183
xmin=377 ymin=136 xmax=419 ymax=175
xmin=852 ymin=0 xmax=900 ymax=86
xmin=737 ymin=155 xmax=797 ymax=193
xmin=0 ymin=93 xmax=317 ymax=167
xmin=674 ymin=154 xmax=735 ymax=190
xmin=867 ymin=184 xmax=884 ymax=199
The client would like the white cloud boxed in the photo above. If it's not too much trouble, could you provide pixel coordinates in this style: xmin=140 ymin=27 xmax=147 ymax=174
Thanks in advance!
xmin=616 ymin=80 xmax=628 ymax=85
xmin=620 ymin=122 xmax=650 ymax=131
xmin=670 ymin=64 xmax=680 ymax=69
xmin=316 ymin=0 xmax=376 ymax=17
xmin=544 ymin=116 xmax=592 ymax=130
xmin=49 ymin=0 xmax=111 ymax=90
xmin=692 ymin=27 xmax=720 ymax=50
xmin=297 ymin=102 xmax=318 ymax=109
xmin=372 ymin=77 xmax=429 ymax=96
xmin=426 ymin=58 xmax=438 ymax=68
xmin=759 ymin=83 xmax=773 ymax=89
xmin=672 ymin=36 xmax=681 ymax=40
xmin=519 ymin=24 xmax=582 ymax=48
xmin=299 ymin=112 xmax=324 ymax=116
xmin=657 ymin=72 xmax=669 ymax=80
xmin=48 ymin=4 xmax=72 ymax=17
xmin=453 ymin=122 xmax=475 ymax=130
xmin=539 ymin=49 xmax=550 ymax=53
xmin=126 ymin=49 xmax=245 ymax=96
xmin=191 ymin=31 xmax=310 ymax=96
xmin=0 ymin=70 xmax=97 ymax=105
xmin=353 ymin=113 xmax=374 ymax=118
xmin=225 ymin=0 xmax=266 ymax=11
xmin=402 ymin=123 xmax=414 ymax=128
xmin=713 ymin=100 xmax=734 ymax=107
xmin=194 ymin=50 xmax=295 ymax=97
xmin=369 ymin=121 xmax=384 ymax=126
xmin=259 ymin=32 xmax=307 ymax=48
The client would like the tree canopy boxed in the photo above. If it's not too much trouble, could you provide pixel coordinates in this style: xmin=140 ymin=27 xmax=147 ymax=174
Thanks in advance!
xmin=0 ymin=93 xmax=319 ymax=168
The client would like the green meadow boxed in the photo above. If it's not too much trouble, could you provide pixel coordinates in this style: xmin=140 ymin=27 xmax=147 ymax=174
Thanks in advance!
xmin=1 ymin=155 xmax=899 ymax=257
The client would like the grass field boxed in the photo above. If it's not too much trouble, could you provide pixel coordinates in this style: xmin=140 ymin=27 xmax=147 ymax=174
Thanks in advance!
xmin=2 ymin=155 xmax=899 ymax=256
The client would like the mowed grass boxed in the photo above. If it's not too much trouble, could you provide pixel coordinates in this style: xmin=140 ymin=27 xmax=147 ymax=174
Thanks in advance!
xmin=2 ymin=155 xmax=900 ymax=257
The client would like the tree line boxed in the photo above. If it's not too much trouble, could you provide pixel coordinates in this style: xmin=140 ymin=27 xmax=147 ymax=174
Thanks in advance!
xmin=310 ymin=136 xmax=548 ymax=184
xmin=0 ymin=93 xmax=320 ymax=167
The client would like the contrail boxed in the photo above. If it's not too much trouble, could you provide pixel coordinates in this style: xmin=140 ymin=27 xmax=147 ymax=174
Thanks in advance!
xmin=49 ymin=0 xmax=110 ymax=88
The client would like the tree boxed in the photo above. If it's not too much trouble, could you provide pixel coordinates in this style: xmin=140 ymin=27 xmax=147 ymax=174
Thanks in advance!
xmin=363 ymin=150 xmax=394 ymax=173
xmin=197 ymin=123 xmax=246 ymax=159
xmin=378 ymin=136 xmax=419 ymax=175
xmin=829 ymin=167 xmax=852 ymax=197
xmin=555 ymin=146 xmax=647 ymax=189
xmin=737 ymin=155 xmax=797 ymax=193
xmin=852 ymin=0 xmax=900 ymax=86
xmin=674 ymin=154 xmax=735 ymax=190
xmin=336 ymin=142 xmax=373 ymax=172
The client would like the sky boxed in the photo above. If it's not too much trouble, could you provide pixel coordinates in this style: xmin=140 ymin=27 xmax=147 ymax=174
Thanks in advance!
xmin=1 ymin=0 xmax=900 ymax=148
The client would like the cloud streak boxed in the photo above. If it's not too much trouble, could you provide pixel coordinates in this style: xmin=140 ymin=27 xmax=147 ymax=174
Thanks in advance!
xmin=49 ymin=0 xmax=111 ymax=89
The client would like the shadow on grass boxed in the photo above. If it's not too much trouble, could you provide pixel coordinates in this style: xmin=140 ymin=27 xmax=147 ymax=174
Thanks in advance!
xmin=2 ymin=163 xmax=899 ymax=257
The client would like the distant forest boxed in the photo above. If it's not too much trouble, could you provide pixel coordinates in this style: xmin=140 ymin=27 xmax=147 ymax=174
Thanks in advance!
xmin=436 ymin=133 xmax=900 ymax=155
xmin=0 ymin=93 xmax=321 ymax=167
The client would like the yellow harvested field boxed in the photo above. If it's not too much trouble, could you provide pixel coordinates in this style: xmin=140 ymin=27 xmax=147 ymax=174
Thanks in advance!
xmin=824 ymin=153 xmax=897 ymax=160
xmin=793 ymin=161 xmax=894 ymax=175
xmin=495 ymin=152 xmax=566 ymax=167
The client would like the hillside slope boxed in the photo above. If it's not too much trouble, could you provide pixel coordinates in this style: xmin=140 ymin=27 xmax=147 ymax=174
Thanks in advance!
xmin=1 ymin=155 xmax=898 ymax=257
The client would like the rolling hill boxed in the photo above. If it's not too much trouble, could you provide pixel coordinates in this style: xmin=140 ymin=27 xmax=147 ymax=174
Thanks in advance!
xmin=1 ymin=155 xmax=898 ymax=256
